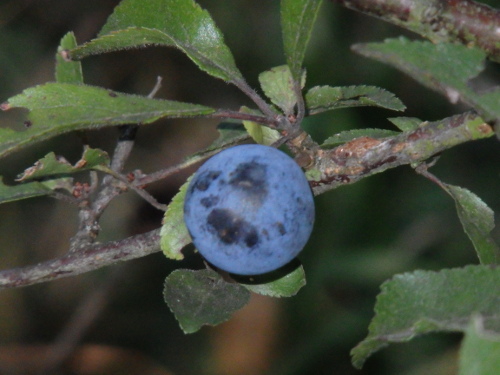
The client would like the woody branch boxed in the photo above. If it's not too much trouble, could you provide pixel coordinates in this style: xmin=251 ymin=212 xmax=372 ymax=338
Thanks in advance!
xmin=332 ymin=0 xmax=500 ymax=62
xmin=0 ymin=113 xmax=493 ymax=289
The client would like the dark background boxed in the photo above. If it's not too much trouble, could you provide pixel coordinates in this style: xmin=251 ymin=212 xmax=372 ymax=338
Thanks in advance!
xmin=0 ymin=0 xmax=499 ymax=374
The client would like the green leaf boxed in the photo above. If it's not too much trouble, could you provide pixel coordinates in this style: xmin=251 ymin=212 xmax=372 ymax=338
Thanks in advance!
xmin=180 ymin=123 xmax=250 ymax=178
xmin=352 ymin=38 xmax=500 ymax=122
xmin=243 ymin=121 xmax=281 ymax=146
xmin=0 ymin=147 xmax=105 ymax=204
xmin=199 ymin=122 xmax=250 ymax=154
xmin=56 ymin=32 xmax=83 ymax=84
xmin=281 ymin=0 xmax=323 ymax=81
xmin=0 ymin=177 xmax=72 ymax=204
xmin=0 ymin=83 xmax=214 ymax=159
xmin=70 ymin=0 xmax=244 ymax=83
xmin=459 ymin=316 xmax=500 ymax=375
xmin=387 ymin=116 xmax=421 ymax=132
xmin=240 ymin=264 xmax=306 ymax=297
xmin=321 ymin=128 xmax=398 ymax=148
xmin=163 ymin=269 xmax=250 ymax=333
xmin=160 ymin=177 xmax=192 ymax=260
xmin=240 ymin=106 xmax=281 ymax=146
xmin=306 ymin=85 xmax=405 ymax=115
xmin=351 ymin=265 xmax=500 ymax=369
xmin=444 ymin=185 xmax=500 ymax=265
xmin=258 ymin=65 xmax=306 ymax=115
xmin=17 ymin=147 xmax=109 ymax=181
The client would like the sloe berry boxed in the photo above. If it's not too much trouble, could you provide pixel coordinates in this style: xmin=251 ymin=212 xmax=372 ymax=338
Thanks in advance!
xmin=183 ymin=144 xmax=315 ymax=275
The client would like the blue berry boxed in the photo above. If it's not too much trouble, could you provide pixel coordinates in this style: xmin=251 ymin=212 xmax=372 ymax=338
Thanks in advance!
xmin=183 ymin=144 xmax=315 ymax=275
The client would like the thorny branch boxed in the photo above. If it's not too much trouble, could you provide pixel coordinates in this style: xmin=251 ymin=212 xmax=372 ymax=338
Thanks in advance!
xmin=0 ymin=0 xmax=498 ymax=289
xmin=0 ymin=113 xmax=494 ymax=289
xmin=332 ymin=0 xmax=500 ymax=62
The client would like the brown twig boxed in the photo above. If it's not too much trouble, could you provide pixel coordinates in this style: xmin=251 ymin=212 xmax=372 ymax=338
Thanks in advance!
xmin=309 ymin=112 xmax=494 ymax=195
xmin=211 ymin=109 xmax=279 ymax=127
xmin=332 ymin=0 xmax=500 ymax=62
xmin=0 ymin=112 xmax=495 ymax=289
xmin=69 ymin=78 xmax=164 ymax=251
xmin=230 ymin=78 xmax=278 ymax=119
xmin=135 ymin=134 xmax=250 ymax=186
xmin=0 ymin=228 xmax=161 ymax=289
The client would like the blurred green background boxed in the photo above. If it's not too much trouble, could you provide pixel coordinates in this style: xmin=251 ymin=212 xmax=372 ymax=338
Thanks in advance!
xmin=0 ymin=0 xmax=499 ymax=374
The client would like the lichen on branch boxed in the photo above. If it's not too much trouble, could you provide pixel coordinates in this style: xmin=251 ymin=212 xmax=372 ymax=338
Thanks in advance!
xmin=332 ymin=0 xmax=500 ymax=63
xmin=309 ymin=112 xmax=493 ymax=194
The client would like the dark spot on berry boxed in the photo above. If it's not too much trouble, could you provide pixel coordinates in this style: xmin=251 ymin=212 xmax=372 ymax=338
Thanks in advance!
xmin=194 ymin=170 xmax=221 ymax=191
xmin=108 ymin=91 xmax=118 ymax=97
xmin=244 ymin=231 xmax=259 ymax=248
xmin=229 ymin=161 xmax=268 ymax=203
xmin=24 ymin=120 xmax=33 ymax=128
xmin=274 ymin=222 xmax=286 ymax=235
xmin=200 ymin=195 xmax=219 ymax=208
xmin=207 ymin=208 xmax=259 ymax=248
